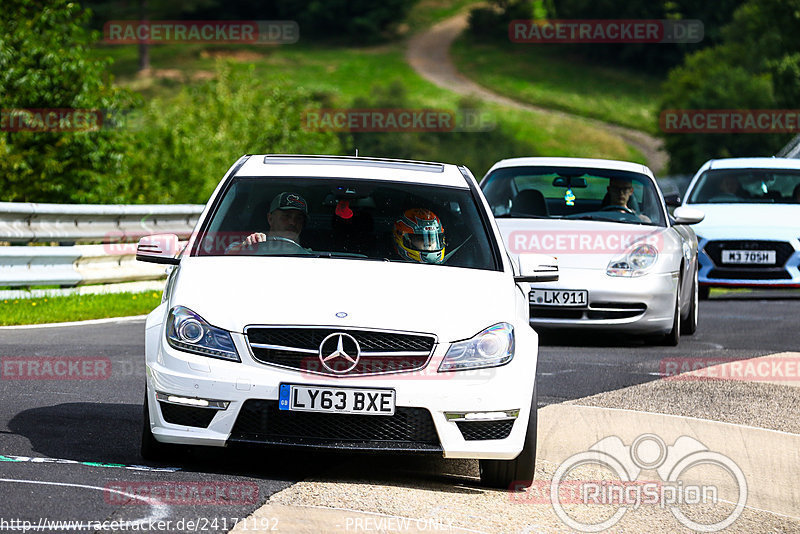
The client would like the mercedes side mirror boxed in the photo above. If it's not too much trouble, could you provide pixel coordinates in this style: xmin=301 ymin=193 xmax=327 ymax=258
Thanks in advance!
xmin=515 ymin=254 xmax=558 ymax=283
xmin=136 ymin=234 xmax=181 ymax=265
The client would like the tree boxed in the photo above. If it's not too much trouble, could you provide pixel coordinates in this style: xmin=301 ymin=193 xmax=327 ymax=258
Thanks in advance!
xmin=659 ymin=0 xmax=800 ymax=172
xmin=0 ymin=0 xmax=136 ymax=202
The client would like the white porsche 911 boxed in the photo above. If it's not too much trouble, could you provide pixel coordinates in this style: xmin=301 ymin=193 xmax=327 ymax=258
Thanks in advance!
xmin=481 ymin=157 xmax=705 ymax=345
xmin=136 ymin=154 xmax=558 ymax=488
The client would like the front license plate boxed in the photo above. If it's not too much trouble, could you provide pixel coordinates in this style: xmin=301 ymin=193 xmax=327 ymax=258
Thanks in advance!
xmin=721 ymin=250 xmax=776 ymax=265
xmin=279 ymin=384 xmax=395 ymax=416
xmin=530 ymin=289 xmax=588 ymax=307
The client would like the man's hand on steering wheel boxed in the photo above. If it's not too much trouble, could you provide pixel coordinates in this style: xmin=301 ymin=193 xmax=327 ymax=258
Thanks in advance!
xmin=600 ymin=205 xmax=636 ymax=215
xmin=227 ymin=232 xmax=302 ymax=253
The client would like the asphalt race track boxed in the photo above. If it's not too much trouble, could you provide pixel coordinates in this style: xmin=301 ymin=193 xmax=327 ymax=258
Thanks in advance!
xmin=0 ymin=292 xmax=798 ymax=533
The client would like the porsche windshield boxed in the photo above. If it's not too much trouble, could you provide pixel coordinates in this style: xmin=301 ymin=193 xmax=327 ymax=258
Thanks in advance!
xmin=481 ymin=166 xmax=666 ymax=226
xmin=192 ymin=177 xmax=499 ymax=271
xmin=687 ymin=169 xmax=800 ymax=204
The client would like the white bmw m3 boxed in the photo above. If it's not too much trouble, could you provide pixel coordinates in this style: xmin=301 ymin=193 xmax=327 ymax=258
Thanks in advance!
xmin=136 ymin=154 xmax=557 ymax=488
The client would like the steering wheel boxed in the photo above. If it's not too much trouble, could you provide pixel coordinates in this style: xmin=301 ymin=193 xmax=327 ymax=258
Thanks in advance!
xmin=600 ymin=205 xmax=636 ymax=215
xmin=253 ymin=236 xmax=311 ymax=254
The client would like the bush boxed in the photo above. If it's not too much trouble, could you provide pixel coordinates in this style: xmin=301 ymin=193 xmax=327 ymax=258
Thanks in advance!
xmin=543 ymin=0 xmax=744 ymax=72
xmin=0 ymin=0 xmax=136 ymax=203
xmin=468 ymin=1 xmax=534 ymax=41
xmin=121 ymin=63 xmax=343 ymax=203
xmin=658 ymin=0 xmax=800 ymax=172
xmin=83 ymin=0 xmax=417 ymax=43
xmin=660 ymin=48 xmax=783 ymax=172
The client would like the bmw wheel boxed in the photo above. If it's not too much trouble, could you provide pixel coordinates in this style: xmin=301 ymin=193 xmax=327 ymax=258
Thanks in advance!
xmin=480 ymin=387 xmax=538 ymax=489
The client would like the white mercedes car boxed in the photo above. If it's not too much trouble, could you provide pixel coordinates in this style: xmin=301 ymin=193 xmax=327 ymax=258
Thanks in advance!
xmin=481 ymin=157 xmax=704 ymax=345
xmin=681 ymin=157 xmax=800 ymax=297
xmin=136 ymin=154 xmax=558 ymax=488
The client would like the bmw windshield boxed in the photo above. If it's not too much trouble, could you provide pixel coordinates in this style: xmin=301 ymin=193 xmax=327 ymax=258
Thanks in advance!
xmin=192 ymin=177 xmax=500 ymax=271
xmin=481 ymin=166 xmax=667 ymax=226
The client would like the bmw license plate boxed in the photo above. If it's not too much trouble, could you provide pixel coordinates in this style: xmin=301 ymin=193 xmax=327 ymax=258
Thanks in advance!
xmin=279 ymin=384 xmax=395 ymax=416
xmin=530 ymin=289 xmax=588 ymax=307
xmin=721 ymin=250 xmax=776 ymax=265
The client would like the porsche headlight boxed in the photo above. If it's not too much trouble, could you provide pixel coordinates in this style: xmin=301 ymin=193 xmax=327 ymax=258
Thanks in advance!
xmin=439 ymin=323 xmax=514 ymax=372
xmin=607 ymin=244 xmax=658 ymax=277
xmin=166 ymin=306 xmax=239 ymax=362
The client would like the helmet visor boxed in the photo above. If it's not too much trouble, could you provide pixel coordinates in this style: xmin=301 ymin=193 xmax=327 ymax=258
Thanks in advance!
xmin=405 ymin=231 xmax=444 ymax=252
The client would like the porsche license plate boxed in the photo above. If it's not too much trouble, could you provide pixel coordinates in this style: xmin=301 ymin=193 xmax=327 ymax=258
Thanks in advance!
xmin=530 ymin=289 xmax=588 ymax=307
xmin=721 ymin=250 xmax=776 ymax=265
xmin=279 ymin=384 xmax=395 ymax=416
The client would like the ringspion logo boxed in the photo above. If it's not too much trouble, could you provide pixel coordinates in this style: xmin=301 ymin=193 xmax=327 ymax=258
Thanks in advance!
xmin=512 ymin=433 xmax=747 ymax=532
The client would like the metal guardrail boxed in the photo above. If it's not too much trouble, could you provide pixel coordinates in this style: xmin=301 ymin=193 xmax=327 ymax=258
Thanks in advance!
xmin=0 ymin=202 xmax=203 ymax=244
xmin=0 ymin=244 xmax=170 ymax=288
xmin=0 ymin=202 xmax=202 ymax=289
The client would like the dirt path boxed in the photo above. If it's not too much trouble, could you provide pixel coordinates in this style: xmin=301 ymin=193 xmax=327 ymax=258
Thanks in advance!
xmin=405 ymin=13 xmax=668 ymax=173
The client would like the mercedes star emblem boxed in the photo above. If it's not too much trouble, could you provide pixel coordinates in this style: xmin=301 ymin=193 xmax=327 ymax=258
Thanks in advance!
xmin=318 ymin=333 xmax=361 ymax=374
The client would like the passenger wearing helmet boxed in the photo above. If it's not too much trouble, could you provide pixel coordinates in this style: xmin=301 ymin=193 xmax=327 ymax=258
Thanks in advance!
xmin=393 ymin=208 xmax=446 ymax=264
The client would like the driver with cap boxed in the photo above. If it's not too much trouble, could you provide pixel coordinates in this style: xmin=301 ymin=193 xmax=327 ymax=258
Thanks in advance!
xmin=227 ymin=192 xmax=308 ymax=253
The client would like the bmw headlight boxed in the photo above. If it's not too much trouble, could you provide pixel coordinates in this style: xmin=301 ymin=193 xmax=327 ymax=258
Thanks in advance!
xmin=439 ymin=323 xmax=514 ymax=372
xmin=607 ymin=243 xmax=658 ymax=277
xmin=166 ymin=306 xmax=239 ymax=362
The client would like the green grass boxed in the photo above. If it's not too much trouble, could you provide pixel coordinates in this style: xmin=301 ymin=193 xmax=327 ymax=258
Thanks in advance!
xmin=91 ymin=40 xmax=643 ymax=174
xmin=405 ymin=0 xmax=483 ymax=32
xmin=451 ymin=36 xmax=663 ymax=134
xmin=0 ymin=291 xmax=162 ymax=326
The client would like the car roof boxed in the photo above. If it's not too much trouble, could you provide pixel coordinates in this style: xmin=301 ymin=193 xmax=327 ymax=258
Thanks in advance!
xmin=235 ymin=154 xmax=470 ymax=188
xmin=705 ymin=157 xmax=800 ymax=170
xmin=486 ymin=157 xmax=653 ymax=178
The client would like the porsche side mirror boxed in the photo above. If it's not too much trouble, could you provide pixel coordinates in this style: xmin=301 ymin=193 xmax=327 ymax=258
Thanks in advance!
xmin=672 ymin=206 xmax=705 ymax=225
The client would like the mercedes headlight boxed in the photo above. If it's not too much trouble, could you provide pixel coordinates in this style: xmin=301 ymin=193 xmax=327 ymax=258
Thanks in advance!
xmin=607 ymin=243 xmax=658 ymax=277
xmin=439 ymin=323 xmax=514 ymax=372
xmin=166 ymin=306 xmax=239 ymax=362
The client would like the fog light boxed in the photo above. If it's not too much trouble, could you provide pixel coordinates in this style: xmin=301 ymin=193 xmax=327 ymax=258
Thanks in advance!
xmin=155 ymin=392 xmax=229 ymax=410
xmin=445 ymin=409 xmax=519 ymax=421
